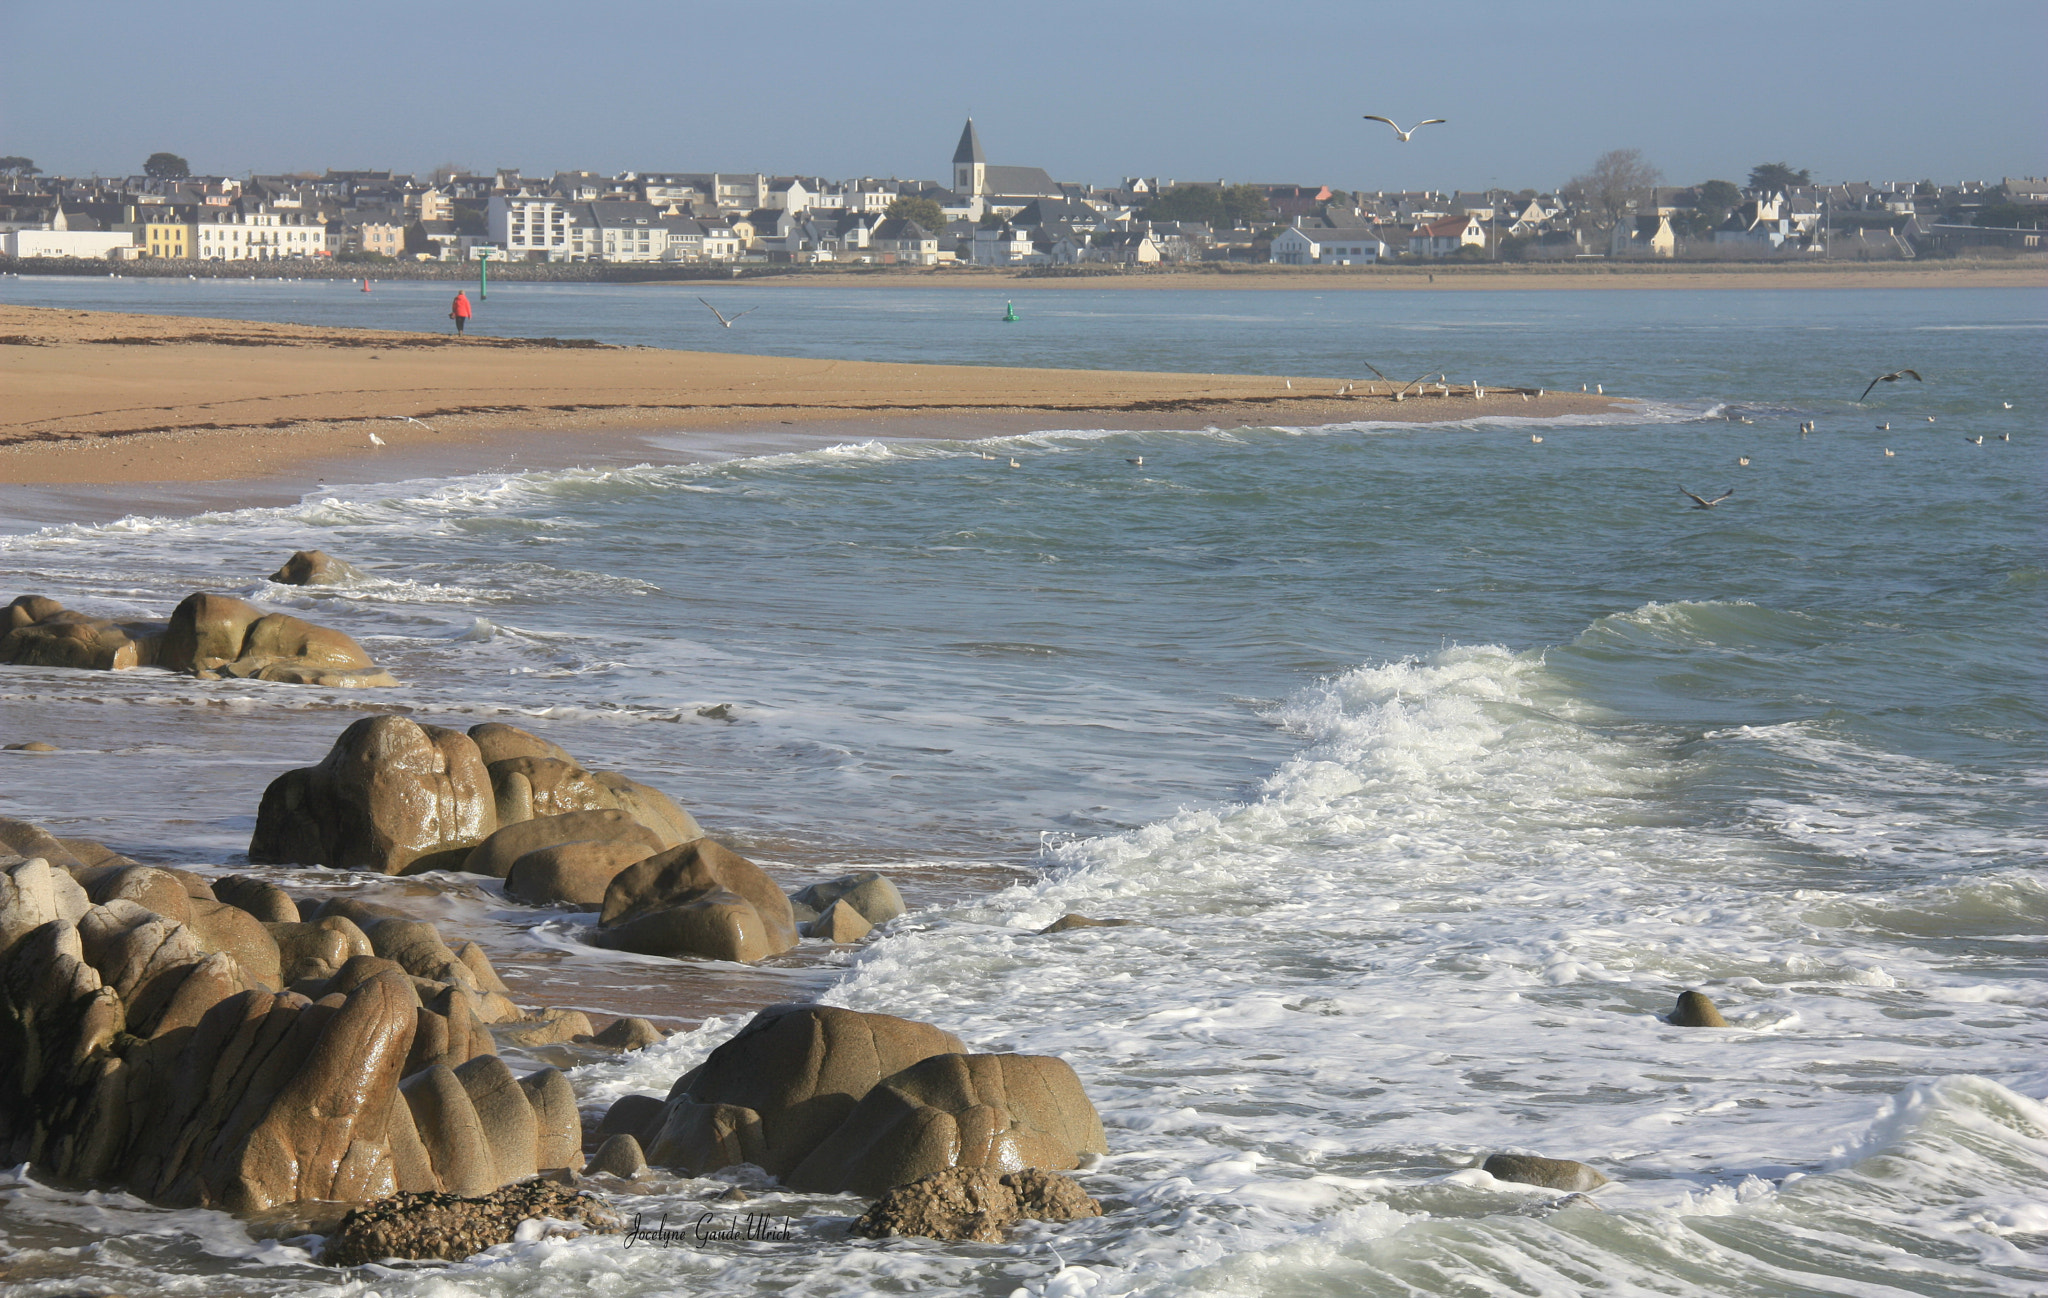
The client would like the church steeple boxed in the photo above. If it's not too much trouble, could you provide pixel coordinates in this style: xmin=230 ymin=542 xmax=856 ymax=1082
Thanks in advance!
xmin=952 ymin=118 xmax=985 ymax=197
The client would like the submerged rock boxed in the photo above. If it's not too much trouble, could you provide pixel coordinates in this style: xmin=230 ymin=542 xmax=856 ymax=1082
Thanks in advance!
xmin=320 ymin=1180 xmax=621 ymax=1266
xmin=789 ymin=872 xmax=905 ymax=927
xmin=0 ymin=592 xmax=394 ymax=687
xmin=1482 ymin=1153 xmax=1610 ymax=1192
xmin=1668 ymin=989 xmax=1730 ymax=1027
xmin=590 ymin=1015 xmax=664 ymax=1051
xmin=1038 ymin=914 xmax=1137 ymax=935
xmin=269 ymin=550 xmax=366 ymax=586
xmin=802 ymin=899 xmax=872 ymax=943
xmin=851 ymin=1166 xmax=1100 ymax=1243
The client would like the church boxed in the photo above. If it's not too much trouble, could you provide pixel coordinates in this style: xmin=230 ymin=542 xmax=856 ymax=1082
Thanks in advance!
xmin=950 ymin=119 xmax=1064 ymax=218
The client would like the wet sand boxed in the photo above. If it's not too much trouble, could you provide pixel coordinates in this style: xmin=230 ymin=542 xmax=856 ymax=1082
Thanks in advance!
xmin=0 ymin=304 xmax=1616 ymax=494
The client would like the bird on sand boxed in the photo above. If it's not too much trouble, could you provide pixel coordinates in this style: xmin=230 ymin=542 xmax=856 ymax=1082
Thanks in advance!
xmin=1126 ymin=456 xmax=1144 ymax=466
xmin=1738 ymin=456 xmax=1750 ymax=466
xmin=697 ymin=297 xmax=760 ymax=328
xmin=1680 ymin=487 xmax=1734 ymax=509
xmin=1858 ymin=369 xmax=1922 ymax=402
xmin=368 ymin=431 xmax=386 ymax=446
xmin=1362 ymin=115 xmax=1446 ymax=142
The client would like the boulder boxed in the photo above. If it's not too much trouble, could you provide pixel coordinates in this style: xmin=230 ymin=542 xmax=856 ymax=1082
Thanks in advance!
xmin=1668 ymin=990 xmax=1729 ymax=1028
xmin=453 ymin=1055 xmax=538 ymax=1186
xmin=4 ymin=741 xmax=59 ymax=752
xmin=787 ymin=1052 xmax=1108 ymax=1197
xmin=590 ymin=1016 xmax=664 ymax=1051
xmin=506 ymin=838 xmax=663 ymax=908
xmin=1482 ymin=1153 xmax=1610 ymax=1193
xmin=56 ymin=837 xmax=136 ymax=872
xmin=0 ymin=600 xmax=162 ymax=671
xmin=851 ymin=1167 xmax=1100 ymax=1243
xmin=486 ymin=757 xmax=699 ymax=847
xmin=600 ymin=1093 xmax=665 ymax=1139
xmin=1 ymin=856 xmax=91 ymax=956
xmin=2 ymin=592 xmax=392 ymax=686
xmin=0 ymin=816 xmax=88 ymax=871
xmin=453 ymin=941 xmax=513 ymax=997
xmin=183 ymin=897 xmax=285 ymax=989
xmin=268 ymin=916 xmax=375 ymax=986
xmin=320 ymin=1181 xmax=621 ymax=1267
xmin=466 ymin=722 xmax=576 ymax=767
xmin=519 ymin=1066 xmax=583 ymax=1172
xmin=400 ymin=1064 xmax=504 ymax=1198
xmin=803 ymin=899 xmax=873 ymax=944
xmin=1038 ymin=914 xmax=1137 ymax=935
xmin=640 ymin=1005 xmax=965 ymax=1180
xmin=790 ymin=872 xmax=905 ymax=927
xmin=208 ymin=875 xmax=299 ymax=924
xmin=497 ymin=1007 xmax=594 ymax=1048
xmin=462 ymin=809 xmax=665 ymax=882
xmin=269 ymin=550 xmax=366 ymax=586
xmin=586 ymin=1133 xmax=648 ymax=1179
xmin=595 ymin=840 xmax=797 ymax=963
xmin=248 ymin=717 xmax=498 ymax=874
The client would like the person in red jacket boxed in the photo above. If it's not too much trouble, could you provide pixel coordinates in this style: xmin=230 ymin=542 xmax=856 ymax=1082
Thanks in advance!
xmin=450 ymin=289 xmax=472 ymax=335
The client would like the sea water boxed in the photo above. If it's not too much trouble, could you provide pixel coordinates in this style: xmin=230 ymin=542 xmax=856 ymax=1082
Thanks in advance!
xmin=0 ymin=282 xmax=2042 ymax=1296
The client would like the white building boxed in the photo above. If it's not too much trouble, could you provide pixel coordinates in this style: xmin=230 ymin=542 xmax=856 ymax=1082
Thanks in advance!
xmin=488 ymin=194 xmax=597 ymax=261
xmin=192 ymin=208 xmax=327 ymax=261
xmin=4 ymin=228 xmax=137 ymax=259
xmin=1269 ymin=224 xmax=1389 ymax=265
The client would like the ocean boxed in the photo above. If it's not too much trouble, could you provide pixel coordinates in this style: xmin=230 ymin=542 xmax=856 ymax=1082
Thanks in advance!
xmin=0 ymin=277 xmax=2043 ymax=1296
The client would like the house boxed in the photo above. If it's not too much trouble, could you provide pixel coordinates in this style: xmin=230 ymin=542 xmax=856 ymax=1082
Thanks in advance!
xmin=1408 ymin=214 xmax=1487 ymax=257
xmin=972 ymin=223 xmax=1036 ymax=265
xmin=1269 ymin=223 xmax=1388 ymax=265
xmin=585 ymin=201 xmax=671 ymax=262
xmin=487 ymin=193 xmax=597 ymax=261
xmin=1090 ymin=231 xmax=1162 ymax=265
xmin=1608 ymin=213 xmax=1676 ymax=258
xmin=191 ymin=205 xmax=328 ymax=260
xmin=1714 ymin=201 xmax=1793 ymax=248
xmin=340 ymin=211 xmax=406 ymax=259
xmin=870 ymin=216 xmax=939 ymax=265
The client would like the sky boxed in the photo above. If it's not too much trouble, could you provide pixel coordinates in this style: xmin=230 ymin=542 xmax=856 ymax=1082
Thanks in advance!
xmin=5 ymin=0 xmax=2044 ymax=193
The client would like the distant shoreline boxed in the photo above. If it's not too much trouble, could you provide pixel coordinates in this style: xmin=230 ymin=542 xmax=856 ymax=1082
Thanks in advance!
xmin=6 ymin=257 xmax=2042 ymax=292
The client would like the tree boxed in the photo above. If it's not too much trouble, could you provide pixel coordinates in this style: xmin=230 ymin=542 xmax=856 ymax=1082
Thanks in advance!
xmin=1746 ymin=162 xmax=1810 ymax=192
xmin=1974 ymin=201 xmax=2045 ymax=229
xmin=885 ymin=195 xmax=945 ymax=230
xmin=1566 ymin=149 xmax=1662 ymax=229
xmin=144 ymin=152 xmax=190 ymax=179
xmin=0 ymin=156 xmax=37 ymax=176
xmin=1139 ymin=183 xmax=1269 ymax=228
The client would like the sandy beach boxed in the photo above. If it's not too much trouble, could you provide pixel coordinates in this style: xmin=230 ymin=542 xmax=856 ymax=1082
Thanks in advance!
xmin=0 ymin=303 xmax=1617 ymax=490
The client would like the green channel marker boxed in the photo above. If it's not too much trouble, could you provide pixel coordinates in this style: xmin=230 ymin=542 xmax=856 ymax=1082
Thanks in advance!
xmin=1003 ymin=300 xmax=1018 ymax=322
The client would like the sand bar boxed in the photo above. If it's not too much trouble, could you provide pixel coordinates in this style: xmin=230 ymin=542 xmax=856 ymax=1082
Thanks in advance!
xmin=0 ymin=304 xmax=1615 ymax=494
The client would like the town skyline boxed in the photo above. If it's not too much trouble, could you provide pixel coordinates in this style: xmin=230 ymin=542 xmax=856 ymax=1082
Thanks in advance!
xmin=5 ymin=1 xmax=2043 ymax=189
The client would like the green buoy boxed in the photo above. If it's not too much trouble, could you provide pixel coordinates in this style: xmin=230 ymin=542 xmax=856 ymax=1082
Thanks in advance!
xmin=1003 ymin=300 xmax=1018 ymax=322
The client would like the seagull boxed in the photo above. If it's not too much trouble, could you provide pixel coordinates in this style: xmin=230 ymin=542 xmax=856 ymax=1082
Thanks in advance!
xmin=1876 ymin=422 xmax=1890 ymax=431
xmin=1738 ymin=456 xmax=1750 ymax=466
xmin=2002 ymin=402 xmax=2013 ymax=409
xmin=697 ymin=297 xmax=760 ymax=328
xmin=1596 ymin=383 xmax=1604 ymax=395
xmin=1362 ymin=115 xmax=1447 ymax=142
xmin=1884 ymin=448 xmax=1895 ymax=456
xmin=1965 ymin=435 xmax=1983 ymax=445
xmin=1284 ymin=379 xmax=1292 ymax=390
xmin=399 ymin=415 xmax=436 ymax=432
xmin=1680 ymin=487 xmax=1734 ymax=509
xmin=1530 ymin=434 xmax=1543 ymax=443
xmin=1738 ymin=417 xmax=1755 ymax=425
xmin=1009 ymin=457 xmax=1022 ymax=468
xmin=368 ymin=431 xmax=386 ymax=447
xmin=1126 ymin=456 xmax=1144 ymax=466
xmin=1999 ymin=432 xmax=2010 ymax=441
xmin=1857 ymin=369 xmax=1921 ymax=402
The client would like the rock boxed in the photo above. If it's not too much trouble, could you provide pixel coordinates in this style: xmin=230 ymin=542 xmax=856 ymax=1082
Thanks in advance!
xmin=0 ymin=816 xmax=88 ymax=870
xmin=802 ymin=899 xmax=873 ymax=944
xmin=498 ymin=1007 xmax=594 ymax=1048
xmin=851 ymin=1167 xmax=1101 ymax=1243
xmin=519 ymin=1067 xmax=583 ymax=1173
xmin=595 ymin=840 xmax=798 ymax=963
xmin=590 ymin=1016 xmax=664 ymax=1051
xmin=486 ymin=757 xmax=700 ymax=848
xmin=788 ymin=1052 xmax=1108 ymax=1197
xmin=642 ymin=1005 xmax=966 ymax=1180
xmin=1482 ymin=1153 xmax=1610 ymax=1193
xmin=183 ymin=897 xmax=285 ymax=988
xmin=1 ymin=856 xmax=91 ymax=956
xmin=453 ymin=941 xmax=512 ymax=997
xmin=1038 ymin=914 xmax=1137 ymax=935
xmin=55 ymin=837 xmax=136 ymax=871
xmin=599 ymin=1094 xmax=666 ymax=1139
xmin=586 ymin=1133 xmax=648 ymax=1179
xmin=268 ymin=550 xmax=365 ymax=586
xmin=248 ymin=716 xmax=498 ymax=874
xmin=267 ymin=916 xmax=375 ymax=985
xmin=506 ymin=838 xmax=662 ymax=907
xmin=454 ymin=1055 xmax=539 ymax=1186
xmin=156 ymin=592 xmax=393 ymax=687
xmin=320 ymin=1180 xmax=622 ymax=1266
xmin=400 ymin=1064 xmax=500 ymax=1197
xmin=0 ymin=597 xmax=163 ymax=671
xmin=466 ymin=722 xmax=577 ymax=767
xmin=76 ymin=900 xmax=209 ymax=1005
xmin=5 ymin=741 xmax=58 ymax=752
xmin=463 ymin=809 xmax=663 ymax=883
xmin=1669 ymin=990 xmax=1729 ymax=1027
xmin=790 ymin=872 xmax=906 ymax=926
xmin=208 ymin=875 xmax=299 ymax=924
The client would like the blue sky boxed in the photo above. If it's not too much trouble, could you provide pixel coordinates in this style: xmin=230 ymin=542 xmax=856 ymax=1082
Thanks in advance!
xmin=5 ymin=0 xmax=2043 ymax=191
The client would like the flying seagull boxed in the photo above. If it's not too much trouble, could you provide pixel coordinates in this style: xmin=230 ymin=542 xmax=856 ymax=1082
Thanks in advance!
xmin=697 ymin=297 xmax=760 ymax=328
xmin=1858 ymin=369 xmax=1921 ymax=402
xmin=399 ymin=415 xmax=436 ymax=432
xmin=1680 ymin=487 xmax=1734 ymax=509
xmin=1362 ymin=115 xmax=1446 ymax=142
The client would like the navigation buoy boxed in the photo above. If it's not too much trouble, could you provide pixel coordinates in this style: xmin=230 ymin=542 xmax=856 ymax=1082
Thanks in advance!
xmin=1003 ymin=300 xmax=1018 ymax=322
xmin=361 ymin=278 xmax=371 ymax=292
